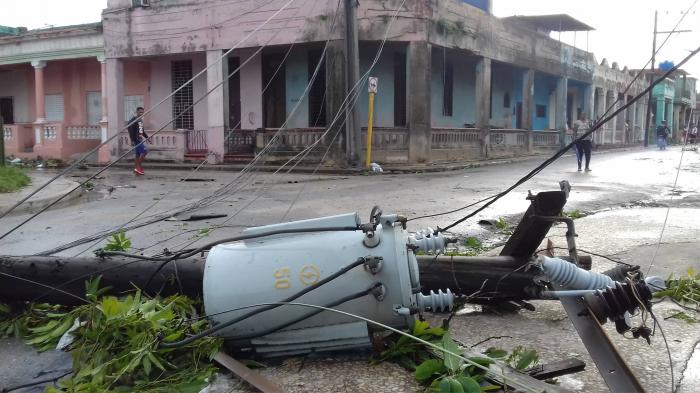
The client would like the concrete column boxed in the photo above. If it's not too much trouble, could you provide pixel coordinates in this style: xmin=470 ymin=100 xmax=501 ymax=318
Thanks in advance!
xmin=522 ymin=69 xmax=534 ymax=152
xmin=608 ymin=91 xmax=617 ymax=144
xmin=407 ymin=41 xmax=431 ymax=163
xmin=629 ymin=100 xmax=637 ymax=143
xmin=31 ymin=60 xmax=47 ymax=148
xmin=325 ymin=40 xmax=347 ymax=160
xmin=206 ymin=50 xmax=226 ymax=163
xmin=239 ymin=48 xmax=263 ymax=131
xmin=555 ymin=76 xmax=567 ymax=148
xmin=594 ymin=87 xmax=605 ymax=144
xmin=673 ymin=105 xmax=682 ymax=142
xmin=583 ymin=85 xmax=594 ymax=119
xmin=97 ymin=56 xmax=109 ymax=147
xmin=104 ymin=58 xmax=124 ymax=162
xmin=475 ymin=57 xmax=491 ymax=157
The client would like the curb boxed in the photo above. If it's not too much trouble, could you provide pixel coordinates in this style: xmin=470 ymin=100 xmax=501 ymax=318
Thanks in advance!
xmin=0 ymin=176 xmax=83 ymax=217
xmin=97 ymin=146 xmax=644 ymax=175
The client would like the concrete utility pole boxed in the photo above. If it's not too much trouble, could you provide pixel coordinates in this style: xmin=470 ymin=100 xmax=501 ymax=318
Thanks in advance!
xmin=643 ymin=10 xmax=693 ymax=147
xmin=643 ymin=11 xmax=657 ymax=148
xmin=344 ymin=0 xmax=361 ymax=166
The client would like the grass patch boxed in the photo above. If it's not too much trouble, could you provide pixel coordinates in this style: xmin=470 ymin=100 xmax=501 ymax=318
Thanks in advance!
xmin=563 ymin=209 xmax=586 ymax=219
xmin=0 ymin=166 xmax=31 ymax=193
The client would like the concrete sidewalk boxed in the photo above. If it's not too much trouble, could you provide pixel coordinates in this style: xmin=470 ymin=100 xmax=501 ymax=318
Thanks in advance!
xmin=103 ymin=145 xmax=644 ymax=174
xmin=0 ymin=170 xmax=82 ymax=217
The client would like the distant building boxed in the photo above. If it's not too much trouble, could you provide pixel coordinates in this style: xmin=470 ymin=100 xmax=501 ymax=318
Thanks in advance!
xmin=632 ymin=68 xmax=697 ymax=142
xmin=2 ymin=0 xmax=679 ymax=164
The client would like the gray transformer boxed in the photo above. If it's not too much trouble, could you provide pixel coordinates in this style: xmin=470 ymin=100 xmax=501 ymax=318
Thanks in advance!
xmin=203 ymin=211 xmax=454 ymax=357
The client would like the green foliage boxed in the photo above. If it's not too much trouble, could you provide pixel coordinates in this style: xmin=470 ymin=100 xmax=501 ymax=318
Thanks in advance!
xmin=104 ymin=231 xmax=132 ymax=252
xmin=0 ymin=278 xmax=222 ymax=392
xmin=505 ymin=346 xmax=540 ymax=370
xmin=563 ymin=210 xmax=586 ymax=219
xmin=666 ymin=311 xmax=698 ymax=324
xmin=654 ymin=267 xmax=700 ymax=306
xmin=464 ymin=237 xmax=482 ymax=250
xmin=198 ymin=228 xmax=211 ymax=237
xmin=494 ymin=217 xmax=509 ymax=230
xmin=80 ymin=181 xmax=95 ymax=191
xmin=0 ymin=166 xmax=31 ymax=193
xmin=371 ymin=319 xmax=445 ymax=370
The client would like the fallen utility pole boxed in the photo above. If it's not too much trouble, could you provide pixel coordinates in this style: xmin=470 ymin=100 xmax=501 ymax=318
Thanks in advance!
xmin=0 ymin=255 xmax=203 ymax=305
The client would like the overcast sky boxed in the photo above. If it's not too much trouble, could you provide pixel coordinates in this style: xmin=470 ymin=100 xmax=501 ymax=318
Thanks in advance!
xmin=1 ymin=0 xmax=698 ymax=78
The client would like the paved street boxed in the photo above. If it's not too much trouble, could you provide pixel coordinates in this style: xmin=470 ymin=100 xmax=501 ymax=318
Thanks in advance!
xmin=2 ymin=146 xmax=700 ymax=392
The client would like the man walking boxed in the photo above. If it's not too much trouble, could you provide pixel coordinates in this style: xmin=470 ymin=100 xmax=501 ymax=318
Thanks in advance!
xmin=573 ymin=113 xmax=593 ymax=172
xmin=128 ymin=107 xmax=148 ymax=175
xmin=656 ymin=120 xmax=670 ymax=151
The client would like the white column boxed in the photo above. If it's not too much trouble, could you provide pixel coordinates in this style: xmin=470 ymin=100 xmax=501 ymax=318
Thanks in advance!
xmin=98 ymin=56 xmax=108 ymax=143
xmin=206 ymin=50 xmax=226 ymax=163
xmin=103 ymin=58 xmax=124 ymax=162
xmin=31 ymin=60 xmax=47 ymax=147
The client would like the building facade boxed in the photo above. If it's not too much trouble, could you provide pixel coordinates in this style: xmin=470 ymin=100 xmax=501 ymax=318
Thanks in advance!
xmin=2 ymin=0 xmax=693 ymax=165
xmin=0 ymin=24 xmax=107 ymax=161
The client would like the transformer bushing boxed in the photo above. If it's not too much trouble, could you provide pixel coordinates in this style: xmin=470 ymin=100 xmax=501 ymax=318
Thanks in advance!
xmin=408 ymin=228 xmax=448 ymax=253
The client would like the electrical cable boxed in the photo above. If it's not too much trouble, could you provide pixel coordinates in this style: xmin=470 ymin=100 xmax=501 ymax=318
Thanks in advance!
xmin=438 ymin=45 xmax=700 ymax=233
xmin=592 ymin=0 xmax=698 ymax=129
xmin=70 ymin=27 xmax=303 ymax=258
xmin=146 ymin=0 xmax=408 ymax=254
xmin=1 ymin=27 xmax=288 ymax=244
xmin=159 ymin=256 xmax=368 ymax=348
xmin=232 ymin=283 xmax=382 ymax=340
xmin=646 ymin=109 xmax=694 ymax=276
xmin=0 ymin=271 xmax=88 ymax=304
xmin=421 ymin=2 xmax=699 ymax=226
xmin=31 ymin=0 xmax=404 ymax=298
xmin=0 ymin=0 xmax=298 ymax=224
xmin=649 ymin=310 xmax=675 ymax=393
xmin=163 ymin=301 xmax=543 ymax=393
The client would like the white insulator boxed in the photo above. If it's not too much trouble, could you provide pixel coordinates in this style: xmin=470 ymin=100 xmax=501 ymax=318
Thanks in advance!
xmin=416 ymin=289 xmax=454 ymax=312
xmin=409 ymin=228 xmax=447 ymax=253
xmin=539 ymin=256 xmax=614 ymax=290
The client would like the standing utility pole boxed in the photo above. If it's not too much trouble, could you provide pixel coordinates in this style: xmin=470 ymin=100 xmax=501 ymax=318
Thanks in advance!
xmin=643 ymin=11 xmax=658 ymax=148
xmin=344 ymin=0 xmax=361 ymax=166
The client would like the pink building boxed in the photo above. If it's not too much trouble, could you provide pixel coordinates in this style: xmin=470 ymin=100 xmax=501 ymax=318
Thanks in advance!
xmin=0 ymin=24 xmax=109 ymax=162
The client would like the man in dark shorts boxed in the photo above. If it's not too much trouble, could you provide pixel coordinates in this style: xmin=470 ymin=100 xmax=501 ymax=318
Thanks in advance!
xmin=127 ymin=107 xmax=148 ymax=175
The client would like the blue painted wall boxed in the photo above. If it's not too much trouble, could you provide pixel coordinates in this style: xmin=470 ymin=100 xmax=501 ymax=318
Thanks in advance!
xmin=431 ymin=50 xmax=476 ymax=127
xmin=359 ymin=44 xmax=398 ymax=128
xmin=285 ymin=47 xmax=310 ymax=128
xmin=533 ymin=72 xmax=557 ymax=130
xmin=462 ymin=0 xmax=489 ymax=13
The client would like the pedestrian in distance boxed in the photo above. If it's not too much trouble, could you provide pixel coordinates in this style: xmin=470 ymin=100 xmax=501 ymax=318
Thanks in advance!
xmin=656 ymin=120 xmax=670 ymax=151
xmin=128 ymin=107 xmax=149 ymax=175
xmin=690 ymin=124 xmax=698 ymax=145
xmin=573 ymin=112 xmax=593 ymax=172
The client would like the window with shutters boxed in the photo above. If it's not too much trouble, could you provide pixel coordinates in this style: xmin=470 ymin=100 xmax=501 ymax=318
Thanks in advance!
xmin=45 ymin=94 xmax=64 ymax=122
xmin=171 ymin=60 xmax=194 ymax=130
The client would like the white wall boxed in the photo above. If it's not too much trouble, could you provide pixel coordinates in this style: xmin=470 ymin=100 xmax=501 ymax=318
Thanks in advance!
xmin=0 ymin=68 xmax=31 ymax=123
